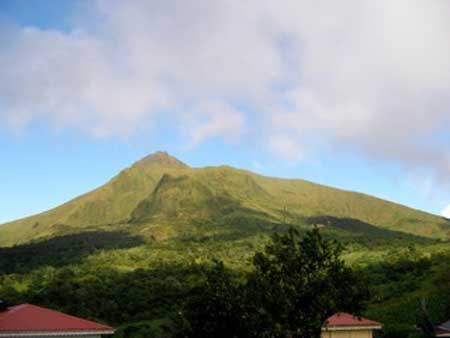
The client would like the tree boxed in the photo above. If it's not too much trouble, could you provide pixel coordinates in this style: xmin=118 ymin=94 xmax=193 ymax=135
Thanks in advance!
xmin=246 ymin=228 xmax=368 ymax=338
xmin=179 ymin=228 xmax=369 ymax=338
xmin=416 ymin=298 xmax=436 ymax=338
xmin=177 ymin=260 xmax=247 ymax=338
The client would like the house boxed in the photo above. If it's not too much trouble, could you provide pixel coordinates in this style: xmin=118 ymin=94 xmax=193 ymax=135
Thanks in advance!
xmin=0 ymin=303 xmax=114 ymax=337
xmin=322 ymin=312 xmax=382 ymax=338
xmin=435 ymin=319 xmax=450 ymax=337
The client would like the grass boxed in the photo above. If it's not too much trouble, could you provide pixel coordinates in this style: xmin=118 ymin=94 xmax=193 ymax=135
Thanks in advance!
xmin=1 ymin=152 xmax=449 ymax=247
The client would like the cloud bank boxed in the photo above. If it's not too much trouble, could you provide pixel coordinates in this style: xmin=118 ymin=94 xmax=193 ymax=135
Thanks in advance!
xmin=1 ymin=0 xmax=450 ymax=182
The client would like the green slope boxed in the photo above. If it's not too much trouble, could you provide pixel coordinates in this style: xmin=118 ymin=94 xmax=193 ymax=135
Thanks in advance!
xmin=1 ymin=151 xmax=449 ymax=247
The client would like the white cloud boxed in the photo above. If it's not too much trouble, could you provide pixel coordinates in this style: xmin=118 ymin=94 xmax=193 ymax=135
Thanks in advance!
xmin=442 ymin=205 xmax=450 ymax=219
xmin=183 ymin=100 xmax=246 ymax=147
xmin=269 ymin=135 xmax=305 ymax=163
xmin=1 ymin=0 xmax=450 ymax=184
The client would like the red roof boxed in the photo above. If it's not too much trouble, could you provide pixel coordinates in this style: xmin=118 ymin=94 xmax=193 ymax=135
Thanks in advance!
xmin=436 ymin=327 xmax=450 ymax=337
xmin=0 ymin=304 xmax=113 ymax=333
xmin=324 ymin=312 xmax=382 ymax=329
xmin=434 ymin=327 xmax=450 ymax=337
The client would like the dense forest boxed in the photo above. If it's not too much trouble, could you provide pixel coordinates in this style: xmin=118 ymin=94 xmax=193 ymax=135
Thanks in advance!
xmin=1 ymin=225 xmax=450 ymax=337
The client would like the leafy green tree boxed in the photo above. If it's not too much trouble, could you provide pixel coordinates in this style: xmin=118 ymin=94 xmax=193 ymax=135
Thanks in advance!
xmin=416 ymin=299 xmax=437 ymax=338
xmin=246 ymin=228 xmax=368 ymax=338
xmin=179 ymin=228 xmax=369 ymax=338
xmin=177 ymin=260 xmax=247 ymax=338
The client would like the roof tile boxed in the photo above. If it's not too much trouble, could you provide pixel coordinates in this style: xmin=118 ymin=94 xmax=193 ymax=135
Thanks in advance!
xmin=324 ymin=312 xmax=381 ymax=328
xmin=0 ymin=304 xmax=113 ymax=332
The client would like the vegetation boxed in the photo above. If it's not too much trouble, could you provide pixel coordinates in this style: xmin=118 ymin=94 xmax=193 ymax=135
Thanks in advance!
xmin=1 ymin=152 xmax=449 ymax=246
xmin=1 ymin=225 xmax=450 ymax=337
xmin=1 ymin=152 xmax=450 ymax=337
xmin=179 ymin=229 xmax=368 ymax=338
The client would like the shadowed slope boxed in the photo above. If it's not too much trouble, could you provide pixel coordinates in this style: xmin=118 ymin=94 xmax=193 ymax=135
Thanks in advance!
xmin=0 ymin=231 xmax=145 ymax=274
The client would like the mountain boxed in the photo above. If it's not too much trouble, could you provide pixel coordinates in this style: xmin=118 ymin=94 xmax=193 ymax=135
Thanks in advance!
xmin=1 ymin=151 xmax=449 ymax=247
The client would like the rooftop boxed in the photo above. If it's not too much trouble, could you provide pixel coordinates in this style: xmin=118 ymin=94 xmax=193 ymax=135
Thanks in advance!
xmin=0 ymin=304 xmax=113 ymax=334
xmin=323 ymin=312 xmax=382 ymax=330
xmin=436 ymin=319 xmax=450 ymax=337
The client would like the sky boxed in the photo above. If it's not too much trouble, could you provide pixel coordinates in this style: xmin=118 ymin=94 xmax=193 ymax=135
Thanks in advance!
xmin=1 ymin=0 xmax=450 ymax=224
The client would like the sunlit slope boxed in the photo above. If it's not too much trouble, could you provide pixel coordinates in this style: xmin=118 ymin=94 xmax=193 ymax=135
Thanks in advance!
xmin=0 ymin=152 xmax=189 ymax=245
xmin=1 ymin=152 xmax=449 ymax=246
xmin=251 ymin=174 xmax=449 ymax=237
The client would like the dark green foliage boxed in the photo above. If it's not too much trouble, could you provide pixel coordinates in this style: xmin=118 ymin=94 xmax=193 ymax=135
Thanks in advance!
xmin=362 ymin=250 xmax=450 ymax=338
xmin=247 ymin=228 xmax=368 ymax=338
xmin=0 ymin=231 xmax=145 ymax=274
xmin=114 ymin=321 xmax=168 ymax=338
xmin=0 ymin=263 xmax=205 ymax=336
xmin=416 ymin=299 xmax=437 ymax=338
xmin=1 ymin=221 xmax=450 ymax=337
xmin=179 ymin=228 xmax=369 ymax=338
xmin=178 ymin=261 xmax=248 ymax=338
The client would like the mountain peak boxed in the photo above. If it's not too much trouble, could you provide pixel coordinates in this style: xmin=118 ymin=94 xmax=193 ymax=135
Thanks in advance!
xmin=135 ymin=151 xmax=188 ymax=168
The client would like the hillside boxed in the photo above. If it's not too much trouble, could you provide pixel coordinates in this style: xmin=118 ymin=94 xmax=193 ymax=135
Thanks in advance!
xmin=1 ymin=151 xmax=449 ymax=247
xmin=2 ymin=151 xmax=450 ymax=338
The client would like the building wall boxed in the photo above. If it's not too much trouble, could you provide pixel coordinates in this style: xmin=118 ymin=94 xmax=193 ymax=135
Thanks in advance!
xmin=322 ymin=329 xmax=373 ymax=338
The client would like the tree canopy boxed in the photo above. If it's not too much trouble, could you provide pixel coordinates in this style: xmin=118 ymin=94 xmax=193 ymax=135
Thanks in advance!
xmin=179 ymin=228 xmax=369 ymax=338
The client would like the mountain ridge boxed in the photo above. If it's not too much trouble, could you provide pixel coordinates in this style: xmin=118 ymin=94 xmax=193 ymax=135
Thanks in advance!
xmin=1 ymin=151 xmax=449 ymax=247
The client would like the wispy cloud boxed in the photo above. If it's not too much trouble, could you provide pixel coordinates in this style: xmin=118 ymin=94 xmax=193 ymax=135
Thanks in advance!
xmin=442 ymin=205 xmax=450 ymax=219
xmin=1 ymin=0 xmax=450 ymax=185
xmin=183 ymin=100 xmax=246 ymax=147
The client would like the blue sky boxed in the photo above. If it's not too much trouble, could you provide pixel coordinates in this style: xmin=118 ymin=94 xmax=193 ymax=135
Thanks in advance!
xmin=1 ymin=0 xmax=450 ymax=223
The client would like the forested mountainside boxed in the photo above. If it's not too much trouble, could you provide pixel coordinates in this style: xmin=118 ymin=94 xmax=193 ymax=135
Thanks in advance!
xmin=2 ymin=152 xmax=450 ymax=337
